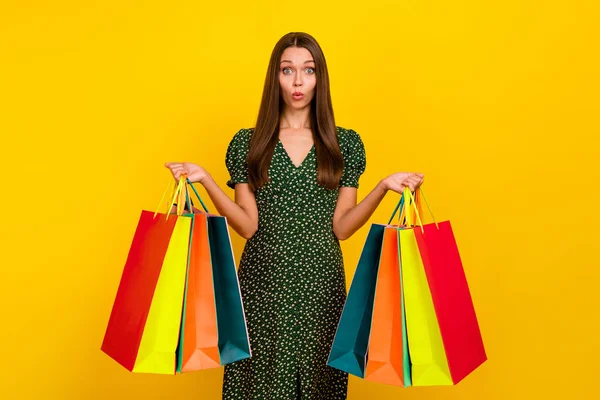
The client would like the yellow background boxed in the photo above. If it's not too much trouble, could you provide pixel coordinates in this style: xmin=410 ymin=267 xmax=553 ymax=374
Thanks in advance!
xmin=1 ymin=1 xmax=598 ymax=399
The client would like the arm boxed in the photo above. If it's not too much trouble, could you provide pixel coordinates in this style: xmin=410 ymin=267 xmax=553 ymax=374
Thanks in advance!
xmin=165 ymin=162 xmax=258 ymax=240
xmin=332 ymin=181 xmax=388 ymax=241
xmin=200 ymin=175 xmax=258 ymax=239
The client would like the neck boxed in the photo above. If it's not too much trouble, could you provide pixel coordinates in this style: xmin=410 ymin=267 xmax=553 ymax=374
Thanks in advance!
xmin=280 ymin=105 xmax=311 ymax=130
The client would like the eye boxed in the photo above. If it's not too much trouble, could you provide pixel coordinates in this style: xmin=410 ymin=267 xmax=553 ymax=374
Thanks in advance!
xmin=282 ymin=67 xmax=293 ymax=74
xmin=306 ymin=67 xmax=315 ymax=74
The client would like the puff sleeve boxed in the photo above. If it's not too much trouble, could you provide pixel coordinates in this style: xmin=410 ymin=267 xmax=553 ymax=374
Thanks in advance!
xmin=225 ymin=128 xmax=251 ymax=189
xmin=339 ymin=128 xmax=367 ymax=188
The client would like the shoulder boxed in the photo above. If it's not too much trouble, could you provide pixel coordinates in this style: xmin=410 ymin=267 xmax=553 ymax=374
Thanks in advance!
xmin=225 ymin=128 xmax=254 ymax=166
xmin=336 ymin=125 xmax=362 ymax=144
xmin=336 ymin=126 xmax=366 ymax=186
xmin=230 ymin=127 xmax=253 ymax=143
xmin=227 ymin=127 xmax=253 ymax=151
xmin=335 ymin=126 xmax=365 ymax=153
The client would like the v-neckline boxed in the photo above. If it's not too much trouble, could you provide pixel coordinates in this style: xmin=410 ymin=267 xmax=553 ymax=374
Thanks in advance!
xmin=278 ymin=139 xmax=315 ymax=169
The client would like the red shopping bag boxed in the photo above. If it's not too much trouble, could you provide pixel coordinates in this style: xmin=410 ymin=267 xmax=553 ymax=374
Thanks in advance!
xmin=101 ymin=210 xmax=184 ymax=372
xmin=402 ymin=188 xmax=487 ymax=385
xmin=414 ymin=220 xmax=486 ymax=384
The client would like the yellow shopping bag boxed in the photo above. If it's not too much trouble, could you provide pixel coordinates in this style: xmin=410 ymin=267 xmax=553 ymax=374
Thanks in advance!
xmin=399 ymin=188 xmax=452 ymax=386
xmin=132 ymin=215 xmax=191 ymax=373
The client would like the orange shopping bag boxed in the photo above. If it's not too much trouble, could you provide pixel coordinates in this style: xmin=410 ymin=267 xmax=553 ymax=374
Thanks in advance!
xmin=176 ymin=211 xmax=221 ymax=372
xmin=176 ymin=179 xmax=251 ymax=372
xmin=364 ymin=225 xmax=409 ymax=386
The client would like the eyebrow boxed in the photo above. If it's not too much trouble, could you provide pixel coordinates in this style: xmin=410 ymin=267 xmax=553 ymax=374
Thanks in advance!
xmin=280 ymin=60 xmax=315 ymax=64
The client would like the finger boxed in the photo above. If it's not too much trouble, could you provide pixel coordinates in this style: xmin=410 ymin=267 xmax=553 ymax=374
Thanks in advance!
xmin=402 ymin=178 xmax=417 ymax=190
xmin=389 ymin=183 xmax=406 ymax=194
xmin=396 ymin=184 xmax=407 ymax=194
xmin=405 ymin=177 xmax=419 ymax=187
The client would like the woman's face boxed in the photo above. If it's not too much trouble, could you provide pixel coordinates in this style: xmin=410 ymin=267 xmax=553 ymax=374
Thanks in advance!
xmin=279 ymin=46 xmax=316 ymax=110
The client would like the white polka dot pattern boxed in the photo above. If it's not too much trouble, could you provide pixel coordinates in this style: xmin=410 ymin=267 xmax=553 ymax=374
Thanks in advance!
xmin=221 ymin=126 xmax=366 ymax=399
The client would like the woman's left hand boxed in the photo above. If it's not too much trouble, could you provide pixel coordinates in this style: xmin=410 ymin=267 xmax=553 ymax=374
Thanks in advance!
xmin=381 ymin=172 xmax=424 ymax=194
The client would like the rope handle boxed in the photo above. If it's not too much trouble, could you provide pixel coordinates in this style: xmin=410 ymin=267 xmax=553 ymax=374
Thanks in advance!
xmin=153 ymin=175 xmax=209 ymax=219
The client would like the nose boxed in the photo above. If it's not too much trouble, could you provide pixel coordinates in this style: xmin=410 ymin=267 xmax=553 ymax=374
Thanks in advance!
xmin=294 ymin=72 xmax=303 ymax=87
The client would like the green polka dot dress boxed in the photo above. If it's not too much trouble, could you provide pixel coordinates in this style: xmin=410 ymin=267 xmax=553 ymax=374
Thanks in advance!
xmin=222 ymin=126 xmax=366 ymax=399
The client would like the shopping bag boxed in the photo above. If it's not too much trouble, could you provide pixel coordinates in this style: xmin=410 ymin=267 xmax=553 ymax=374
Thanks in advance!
xmin=208 ymin=209 xmax=252 ymax=364
xmin=399 ymin=188 xmax=486 ymax=386
xmin=133 ymin=214 xmax=191 ymax=373
xmin=101 ymin=204 xmax=191 ymax=373
xmin=327 ymin=224 xmax=386 ymax=378
xmin=400 ymin=226 xmax=452 ymax=385
xmin=364 ymin=226 xmax=409 ymax=387
xmin=413 ymin=220 xmax=486 ymax=384
xmin=176 ymin=211 xmax=221 ymax=372
xmin=329 ymin=187 xmax=486 ymax=387
xmin=102 ymin=176 xmax=251 ymax=374
xmin=176 ymin=181 xmax=252 ymax=371
xmin=176 ymin=179 xmax=251 ymax=371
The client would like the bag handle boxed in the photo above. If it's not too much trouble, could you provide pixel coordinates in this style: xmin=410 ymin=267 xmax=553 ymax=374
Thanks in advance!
xmin=185 ymin=178 xmax=209 ymax=213
xmin=388 ymin=194 xmax=405 ymax=225
xmin=387 ymin=187 xmax=439 ymax=232
xmin=153 ymin=175 xmax=209 ymax=219
xmin=404 ymin=188 xmax=424 ymax=232
xmin=416 ymin=188 xmax=437 ymax=228
xmin=153 ymin=175 xmax=186 ymax=219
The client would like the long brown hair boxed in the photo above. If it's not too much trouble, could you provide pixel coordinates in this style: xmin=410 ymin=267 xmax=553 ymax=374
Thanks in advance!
xmin=246 ymin=32 xmax=343 ymax=191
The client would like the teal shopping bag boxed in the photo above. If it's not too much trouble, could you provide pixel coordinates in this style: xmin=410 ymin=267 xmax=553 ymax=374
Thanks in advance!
xmin=207 ymin=215 xmax=252 ymax=364
xmin=327 ymin=224 xmax=385 ymax=377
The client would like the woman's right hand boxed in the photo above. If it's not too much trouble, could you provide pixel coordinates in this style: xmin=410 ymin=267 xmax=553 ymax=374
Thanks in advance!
xmin=165 ymin=162 xmax=209 ymax=184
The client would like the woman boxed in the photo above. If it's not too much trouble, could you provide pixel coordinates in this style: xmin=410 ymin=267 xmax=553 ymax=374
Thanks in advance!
xmin=166 ymin=32 xmax=423 ymax=400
